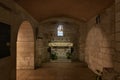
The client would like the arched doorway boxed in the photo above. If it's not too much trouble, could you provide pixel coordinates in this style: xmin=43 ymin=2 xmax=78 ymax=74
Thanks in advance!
xmin=37 ymin=17 xmax=82 ymax=62
xmin=16 ymin=21 xmax=34 ymax=69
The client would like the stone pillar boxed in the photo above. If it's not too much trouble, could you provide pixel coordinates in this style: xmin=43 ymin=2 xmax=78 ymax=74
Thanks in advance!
xmin=36 ymin=32 xmax=50 ymax=68
xmin=78 ymin=23 xmax=87 ymax=62
xmin=35 ymin=39 xmax=43 ymax=68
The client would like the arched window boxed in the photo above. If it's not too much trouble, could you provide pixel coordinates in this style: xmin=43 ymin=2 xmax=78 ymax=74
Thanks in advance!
xmin=57 ymin=24 xmax=63 ymax=36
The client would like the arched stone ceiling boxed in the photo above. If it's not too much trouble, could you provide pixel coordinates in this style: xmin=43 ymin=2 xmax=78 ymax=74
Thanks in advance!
xmin=15 ymin=0 xmax=114 ymax=22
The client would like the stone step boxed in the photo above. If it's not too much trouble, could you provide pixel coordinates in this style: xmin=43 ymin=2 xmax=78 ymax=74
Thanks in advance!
xmin=50 ymin=59 xmax=71 ymax=63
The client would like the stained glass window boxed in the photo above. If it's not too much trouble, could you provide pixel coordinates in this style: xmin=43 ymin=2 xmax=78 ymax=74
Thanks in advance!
xmin=57 ymin=24 xmax=63 ymax=36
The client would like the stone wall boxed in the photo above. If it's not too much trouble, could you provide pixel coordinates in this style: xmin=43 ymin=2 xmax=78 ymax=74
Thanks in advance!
xmin=17 ymin=21 xmax=34 ymax=69
xmin=0 ymin=1 xmax=12 ymax=80
xmin=114 ymin=0 xmax=120 ymax=74
xmin=38 ymin=19 xmax=83 ymax=61
xmin=36 ymin=39 xmax=43 ymax=67
xmin=78 ymin=23 xmax=87 ymax=61
xmin=0 ymin=0 xmax=39 ymax=80
xmin=86 ymin=5 xmax=115 ymax=74
xmin=36 ymin=32 xmax=49 ymax=68
xmin=41 ymin=35 xmax=49 ymax=62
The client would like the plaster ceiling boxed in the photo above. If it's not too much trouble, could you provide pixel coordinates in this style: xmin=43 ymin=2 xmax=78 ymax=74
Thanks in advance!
xmin=15 ymin=0 xmax=114 ymax=22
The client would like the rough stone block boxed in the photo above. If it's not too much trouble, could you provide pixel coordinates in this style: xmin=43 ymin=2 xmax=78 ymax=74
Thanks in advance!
xmin=17 ymin=42 xmax=34 ymax=69
xmin=116 ymin=12 xmax=120 ymax=22
xmin=115 ymin=33 xmax=120 ymax=41
xmin=116 ymin=22 xmax=120 ymax=32
xmin=116 ymin=5 xmax=120 ymax=14
xmin=116 ymin=42 xmax=120 ymax=51
xmin=116 ymin=0 xmax=120 ymax=4
xmin=114 ymin=51 xmax=120 ymax=62
xmin=114 ymin=62 xmax=120 ymax=73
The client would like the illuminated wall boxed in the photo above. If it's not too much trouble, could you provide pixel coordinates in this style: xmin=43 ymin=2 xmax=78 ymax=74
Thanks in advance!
xmin=85 ymin=25 xmax=113 ymax=73
xmin=85 ymin=5 xmax=115 ymax=74
xmin=17 ymin=21 xmax=34 ymax=69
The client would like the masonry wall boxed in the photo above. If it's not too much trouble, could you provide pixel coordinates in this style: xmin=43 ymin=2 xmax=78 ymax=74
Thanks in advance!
xmin=36 ymin=39 xmax=43 ymax=67
xmin=0 ymin=1 xmax=12 ymax=80
xmin=78 ymin=23 xmax=87 ymax=61
xmin=37 ymin=20 xmax=83 ymax=62
xmin=86 ymin=5 xmax=115 ymax=74
xmin=40 ymin=35 xmax=49 ymax=62
xmin=17 ymin=21 xmax=34 ymax=69
xmin=114 ymin=0 xmax=120 ymax=74
xmin=0 ymin=0 xmax=39 ymax=80
xmin=36 ymin=36 xmax=49 ymax=68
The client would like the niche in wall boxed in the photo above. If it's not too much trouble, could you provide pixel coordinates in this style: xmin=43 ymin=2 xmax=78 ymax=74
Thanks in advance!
xmin=0 ymin=22 xmax=10 ymax=58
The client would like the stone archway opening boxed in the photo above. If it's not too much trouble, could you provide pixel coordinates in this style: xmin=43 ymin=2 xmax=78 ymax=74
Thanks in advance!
xmin=16 ymin=21 xmax=34 ymax=69
xmin=37 ymin=17 xmax=83 ymax=63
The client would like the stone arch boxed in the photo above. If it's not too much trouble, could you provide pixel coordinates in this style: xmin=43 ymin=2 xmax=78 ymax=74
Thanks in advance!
xmin=38 ymin=17 xmax=84 ymax=61
xmin=85 ymin=24 xmax=113 ymax=74
xmin=16 ymin=21 xmax=34 ymax=69
xmin=39 ymin=17 xmax=84 ymax=25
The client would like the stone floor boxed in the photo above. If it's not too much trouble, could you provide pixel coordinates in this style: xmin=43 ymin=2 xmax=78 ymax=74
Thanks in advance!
xmin=17 ymin=62 xmax=96 ymax=80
